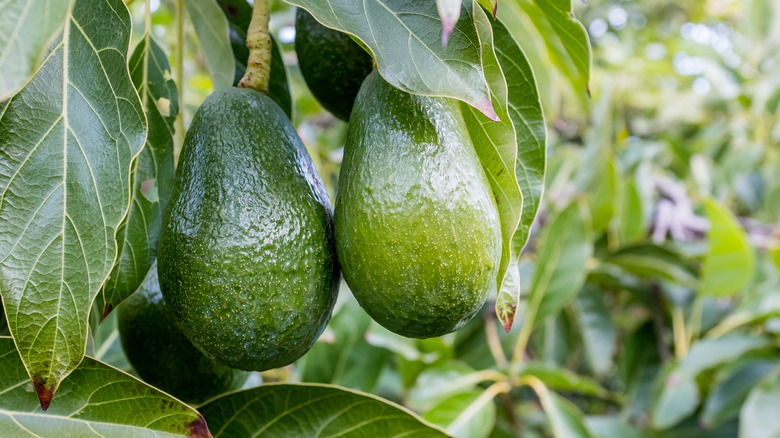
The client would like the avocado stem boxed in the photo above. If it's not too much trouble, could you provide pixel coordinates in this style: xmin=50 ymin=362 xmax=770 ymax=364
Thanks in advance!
xmin=238 ymin=0 xmax=272 ymax=94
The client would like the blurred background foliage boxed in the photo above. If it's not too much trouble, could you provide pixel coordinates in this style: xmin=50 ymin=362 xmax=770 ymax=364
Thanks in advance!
xmin=108 ymin=0 xmax=780 ymax=436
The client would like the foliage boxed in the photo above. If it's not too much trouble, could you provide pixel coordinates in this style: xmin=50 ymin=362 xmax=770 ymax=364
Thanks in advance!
xmin=1 ymin=0 xmax=778 ymax=436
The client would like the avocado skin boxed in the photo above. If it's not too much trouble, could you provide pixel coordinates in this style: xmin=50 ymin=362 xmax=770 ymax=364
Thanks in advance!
xmin=335 ymin=72 xmax=502 ymax=338
xmin=117 ymin=262 xmax=248 ymax=404
xmin=157 ymin=87 xmax=339 ymax=371
xmin=295 ymin=8 xmax=373 ymax=121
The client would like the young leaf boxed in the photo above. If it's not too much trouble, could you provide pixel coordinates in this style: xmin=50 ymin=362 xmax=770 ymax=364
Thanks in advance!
xmin=496 ymin=260 xmax=521 ymax=331
xmin=182 ymin=0 xmax=233 ymax=90
xmin=100 ymin=35 xmax=178 ymax=318
xmin=460 ymin=6 xmax=522 ymax=323
xmin=0 ymin=0 xmax=68 ymax=98
xmin=437 ymin=0 xmax=461 ymax=46
xmin=739 ymin=368 xmax=780 ymax=438
xmin=199 ymin=383 xmax=451 ymax=437
xmin=528 ymin=200 xmax=593 ymax=325
xmin=0 ymin=0 xmax=145 ymax=408
xmin=0 ymin=337 xmax=209 ymax=437
xmin=700 ymin=198 xmax=755 ymax=297
xmin=477 ymin=0 xmax=498 ymax=18
xmin=287 ymin=0 xmax=497 ymax=120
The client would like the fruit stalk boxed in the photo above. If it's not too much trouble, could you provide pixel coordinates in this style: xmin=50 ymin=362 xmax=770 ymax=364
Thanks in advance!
xmin=238 ymin=0 xmax=272 ymax=93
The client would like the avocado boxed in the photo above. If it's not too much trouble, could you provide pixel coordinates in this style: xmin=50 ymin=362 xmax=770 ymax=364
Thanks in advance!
xmin=157 ymin=87 xmax=339 ymax=371
xmin=335 ymin=72 xmax=502 ymax=338
xmin=117 ymin=262 xmax=248 ymax=404
xmin=295 ymin=8 xmax=373 ymax=121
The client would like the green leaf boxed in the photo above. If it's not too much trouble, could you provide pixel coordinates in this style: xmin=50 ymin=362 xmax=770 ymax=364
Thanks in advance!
xmin=0 ymin=337 xmax=208 ymax=437
xmin=287 ymin=0 xmax=497 ymax=120
xmin=0 ymin=0 xmax=69 ymax=98
xmin=771 ymin=245 xmax=780 ymax=272
xmin=520 ymin=362 xmax=609 ymax=398
xmin=477 ymin=0 xmax=498 ymax=18
xmin=652 ymin=335 xmax=772 ymax=430
xmin=739 ymin=368 xmax=780 ymax=438
xmin=423 ymin=390 xmax=496 ymax=438
xmin=460 ymin=7 xmax=522 ymax=326
xmin=535 ymin=384 xmax=594 ymax=438
xmin=298 ymin=297 xmax=389 ymax=392
xmin=603 ymin=244 xmax=699 ymax=289
xmin=700 ymin=198 xmax=756 ymax=297
xmin=199 ymin=383 xmax=451 ymax=437
xmin=618 ymin=179 xmax=646 ymax=244
xmin=407 ymin=361 xmax=481 ymax=412
xmin=100 ymin=35 xmax=178 ymax=317
xmin=182 ymin=0 xmax=233 ymax=90
xmin=585 ymin=416 xmax=646 ymax=438
xmin=529 ymin=200 xmax=593 ymax=325
xmin=0 ymin=0 xmax=145 ymax=407
xmin=512 ymin=0 xmax=591 ymax=97
xmin=574 ymin=286 xmax=616 ymax=375
xmin=702 ymin=359 xmax=776 ymax=428
xmin=495 ymin=259 xmax=521 ymax=331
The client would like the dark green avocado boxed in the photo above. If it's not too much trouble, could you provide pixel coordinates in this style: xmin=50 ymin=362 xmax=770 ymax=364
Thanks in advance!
xmin=117 ymin=262 xmax=248 ymax=404
xmin=295 ymin=8 xmax=373 ymax=121
xmin=335 ymin=71 xmax=502 ymax=338
xmin=157 ymin=87 xmax=339 ymax=371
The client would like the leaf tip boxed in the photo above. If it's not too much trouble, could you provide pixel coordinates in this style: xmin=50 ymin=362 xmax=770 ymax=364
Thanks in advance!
xmin=441 ymin=20 xmax=455 ymax=47
xmin=100 ymin=303 xmax=114 ymax=322
xmin=188 ymin=413 xmax=213 ymax=438
xmin=477 ymin=100 xmax=499 ymax=121
xmin=33 ymin=378 xmax=55 ymax=411
xmin=492 ymin=2 xmax=498 ymax=19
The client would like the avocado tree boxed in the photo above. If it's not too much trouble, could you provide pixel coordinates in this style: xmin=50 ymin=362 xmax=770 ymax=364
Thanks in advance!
xmin=1 ymin=0 xmax=777 ymax=436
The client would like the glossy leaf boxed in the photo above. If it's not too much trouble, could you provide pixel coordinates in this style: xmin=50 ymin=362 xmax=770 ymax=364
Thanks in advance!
xmin=739 ymin=368 xmax=780 ymax=438
xmin=512 ymin=0 xmax=591 ymax=96
xmin=460 ymin=6 xmax=522 ymax=321
xmin=287 ymin=0 xmax=497 ymax=120
xmin=700 ymin=198 xmax=755 ymax=297
xmin=529 ymin=200 xmax=593 ymax=325
xmin=652 ymin=335 xmax=772 ymax=429
xmin=407 ymin=361 xmax=482 ymax=412
xmin=496 ymin=260 xmax=521 ymax=331
xmin=200 ymin=383 xmax=451 ymax=437
xmin=0 ymin=0 xmax=68 ymax=98
xmin=423 ymin=390 xmax=496 ymax=438
xmin=182 ymin=0 xmax=233 ymax=90
xmin=0 ymin=0 xmax=145 ymax=407
xmin=535 ymin=384 xmax=594 ymax=438
xmin=574 ymin=286 xmax=616 ymax=375
xmin=100 ymin=35 xmax=178 ymax=317
xmin=0 ymin=337 xmax=208 ymax=437
xmin=702 ymin=359 xmax=776 ymax=428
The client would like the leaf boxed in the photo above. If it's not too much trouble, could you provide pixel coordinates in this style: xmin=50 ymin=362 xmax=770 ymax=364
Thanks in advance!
xmin=298 ymin=297 xmax=389 ymax=392
xmin=477 ymin=0 xmax=498 ymax=19
xmin=199 ymin=383 xmax=451 ymax=437
xmin=618 ymin=179 xmax=646 ymax=244
xmin=520 ymin=362 xmax=609 ymax=398
xmin=739 ymin=368 xmax=780 ymax=438
xmin=287 ymin=0 xmax=497 ymax=120
xmin=512 ymin=0 xmax=591 ymax=96
xmin=585 ymin=416 xmax=646 ymax=438
xmin=437 ymin=0 xmax=461 ymax=46
xmin=0 ymin=337 xmax=209 ymax=437
xmin=0 ymin=0 xmax=69 ymax=98
xmin=100 ymin=35 xmax=178 ymax=318
xmin=459 ymin=7 xmax=522 ymax=329
xmin=495 ymin=259 xmax=520 ymax=331
xmin=603 ymin=244 xmax=699 ymax=289
xmin=702 ymin=359 xmax=776 ymax=428
xmin=218 ymin=0 xmax=292 ymax=118
xmin=182 ymin=0 xmax=233 ymax=90
xmin=700 ymin=198 xmax=755 ymax=297
xmin=423 ymin=390 xmax=496 ymax=438
xmin=0 ymin=0 xmax=145 ymax=408
xmin=528 ymin=200 xmax=593 ymax=325
xmin=652 ymin=335 xmax=772 ymax=430
xmin=771 ymin=245 xmax=780 ymax=272
xmin=573 ymin=286 xmax=616 ymax=375
xmin=407 ymin=361 xmax=481 ymax=412
xmin=534 ymin=384 xmax=594 ymax=438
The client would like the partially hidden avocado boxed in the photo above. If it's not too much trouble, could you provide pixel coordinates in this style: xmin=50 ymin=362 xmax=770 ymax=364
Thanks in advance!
xmin=295 ymin=8 xmax=373 ymax=121
xmin=157 ymin=87 xmax=339 ymax=371
xmin=117 ymin=262 xmax=248 ymax=404
xmin=335 ymin=71 xmax=502 ymax=338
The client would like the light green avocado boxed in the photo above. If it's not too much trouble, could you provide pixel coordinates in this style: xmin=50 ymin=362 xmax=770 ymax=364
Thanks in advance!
xmin=334 ymin=71 xmax=502 ymax=338
xmin=157 ymin=87 xmax=339 ymax=371
xmin=117 ymin=262 xmax=248 ymax=404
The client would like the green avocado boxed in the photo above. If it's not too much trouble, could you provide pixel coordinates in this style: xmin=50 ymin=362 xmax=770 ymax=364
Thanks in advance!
xmin=295 ymin=8 xmax=373 ymax=121
xmin=335 ymin=72 xmax=502 ymax=338
xmin=117 ymin=262 xmax=248 ymax=404
xmin=157 ymin=87 xmax=339 ymax=371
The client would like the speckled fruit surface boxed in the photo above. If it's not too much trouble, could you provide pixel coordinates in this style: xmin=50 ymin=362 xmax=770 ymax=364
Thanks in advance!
xmin=157 ymin=87 xmax=339 ymax=371
xmin=335 ymin=71 xmax=502 ymax=338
